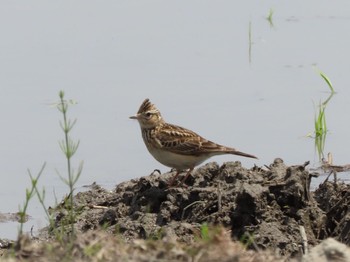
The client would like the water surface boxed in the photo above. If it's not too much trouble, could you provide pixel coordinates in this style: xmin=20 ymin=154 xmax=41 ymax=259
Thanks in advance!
xmin=1 ymin=1 xmax=350 ymax=239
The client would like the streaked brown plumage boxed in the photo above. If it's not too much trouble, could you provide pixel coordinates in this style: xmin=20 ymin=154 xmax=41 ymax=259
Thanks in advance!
xmin=130 ymin=98 xmax=257 ymax=186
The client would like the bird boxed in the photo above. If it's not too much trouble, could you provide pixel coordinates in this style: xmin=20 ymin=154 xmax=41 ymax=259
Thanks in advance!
xmin=130 ymin=98 xmax=257 ymax=186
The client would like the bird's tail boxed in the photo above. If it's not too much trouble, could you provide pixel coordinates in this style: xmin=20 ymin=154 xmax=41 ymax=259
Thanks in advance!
xmin=229 ymin=149 xmax=258 ymax=159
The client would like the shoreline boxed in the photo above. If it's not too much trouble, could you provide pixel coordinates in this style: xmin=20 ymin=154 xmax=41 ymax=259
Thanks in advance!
xmin=1 ymin=159 xmax=349 ymax=261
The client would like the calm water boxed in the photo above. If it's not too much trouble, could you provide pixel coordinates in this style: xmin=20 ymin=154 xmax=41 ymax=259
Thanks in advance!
xmin=1 ymin=1 xmax=350 ymax=239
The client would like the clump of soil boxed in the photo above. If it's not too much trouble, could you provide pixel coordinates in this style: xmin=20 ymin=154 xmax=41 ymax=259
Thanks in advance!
xmin=1 ymin=159 xmax=349 ymax=261
xmin=49 ymin=159 xmax=348 ymax=255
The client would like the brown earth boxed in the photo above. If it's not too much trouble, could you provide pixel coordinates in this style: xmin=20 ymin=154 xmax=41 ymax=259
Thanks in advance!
xmin=1 ymin=159 xmax=349 ymax=261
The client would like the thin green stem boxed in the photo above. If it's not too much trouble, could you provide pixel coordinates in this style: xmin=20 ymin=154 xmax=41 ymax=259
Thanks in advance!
xmin=28 ymin=162 xmax=55 ymax=230
xmin=18 ymin=163 xmax=46 ymax=237
xmin=248 ymin=21 xmax=252 ymax=64
xmin=57 ymin=90 xmax=83 ymax=238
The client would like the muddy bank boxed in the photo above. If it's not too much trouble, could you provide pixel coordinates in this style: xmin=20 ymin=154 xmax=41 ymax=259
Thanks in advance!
xmin=52 ymin=159 xmax=349 ymax=254
xmin=1 ymin=159 xmax=349 ymax=261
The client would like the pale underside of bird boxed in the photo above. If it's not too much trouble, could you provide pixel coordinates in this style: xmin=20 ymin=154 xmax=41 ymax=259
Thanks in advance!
xmin=130 ymin=98 xmax=257 ymax=186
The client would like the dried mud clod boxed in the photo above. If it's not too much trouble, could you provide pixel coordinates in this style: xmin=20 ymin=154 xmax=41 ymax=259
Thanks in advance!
xmin=314 ymin=181 xmax=350 ymax=245
xmin=46 ymin=159 xmax=349 ymax=258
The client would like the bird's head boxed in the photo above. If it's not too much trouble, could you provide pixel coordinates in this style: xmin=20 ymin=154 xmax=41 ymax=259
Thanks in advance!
xmin=129 ymin=98 xmax=164 ymax=129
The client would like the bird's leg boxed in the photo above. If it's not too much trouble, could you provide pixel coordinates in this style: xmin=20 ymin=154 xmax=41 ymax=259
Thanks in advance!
xmin=168 ymin=169 xmax=181 ymax=187
xmin=180 ymin=168 xmax=194 ymax=185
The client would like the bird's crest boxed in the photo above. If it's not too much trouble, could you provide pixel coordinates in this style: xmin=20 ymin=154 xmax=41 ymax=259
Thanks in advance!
xmin=137 ymin=98 xmax=160 ymax=114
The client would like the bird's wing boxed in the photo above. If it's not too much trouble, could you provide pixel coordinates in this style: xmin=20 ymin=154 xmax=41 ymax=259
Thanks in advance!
xmin=155 ymin=124 xmax=224 ymax=155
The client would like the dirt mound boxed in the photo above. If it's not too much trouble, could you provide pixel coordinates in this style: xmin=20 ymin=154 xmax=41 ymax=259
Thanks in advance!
xmin=45 ymin=158 xmax=349 ymax=258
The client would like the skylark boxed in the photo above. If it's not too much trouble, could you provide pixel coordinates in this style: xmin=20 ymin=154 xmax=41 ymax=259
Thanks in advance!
xmin=130 ymin=98 xmax=257 ymax=186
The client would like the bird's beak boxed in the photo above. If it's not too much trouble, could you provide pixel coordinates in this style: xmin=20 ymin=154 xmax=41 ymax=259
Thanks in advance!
xmin=129 ymin=114 xmax=138 ymax=120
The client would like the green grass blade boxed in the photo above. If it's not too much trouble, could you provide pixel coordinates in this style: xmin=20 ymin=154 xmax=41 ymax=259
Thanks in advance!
xmin=319 ymin=70 xmax=335 ymax=93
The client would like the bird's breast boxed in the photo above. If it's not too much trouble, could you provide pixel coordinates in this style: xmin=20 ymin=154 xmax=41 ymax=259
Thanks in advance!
xmin=146 ymin=147 xmax=210 ymax=170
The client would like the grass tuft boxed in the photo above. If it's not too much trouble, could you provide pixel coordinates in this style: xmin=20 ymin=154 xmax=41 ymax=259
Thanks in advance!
xmin=17 ymin=91 xmax=83 ymax=248
xmin=312 ymin=69 xmax=336 ymax=160
xmin=266 ymin=8 xmax=274 ymax=27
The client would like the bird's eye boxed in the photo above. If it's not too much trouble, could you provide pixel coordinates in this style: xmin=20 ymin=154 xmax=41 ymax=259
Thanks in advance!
xmin=145 ymin=112 xmax=152 ymax=118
